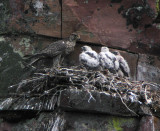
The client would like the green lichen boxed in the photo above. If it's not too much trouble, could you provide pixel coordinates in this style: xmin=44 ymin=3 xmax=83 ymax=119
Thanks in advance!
xmin=9 ymin=37 xmax=35 ymax=57
xmin=19 ymin=38 xmax=33 ymax=53
xmin=107 ymin=117 xmax=136 ymax=131
xmin=19 ymin=38 xmax=31 ymax=48
xmin=0 ymin=36 xmax=5 ymax=42
xmin=112 ymin=117 xmax=123 ymax=131
xmin=81 ymin=31 xmax=95 ymax=38
xmin=12 ymin=48 xmax=24 ymax=57
xmin=156 ymin=0 xmax=160 ymax=14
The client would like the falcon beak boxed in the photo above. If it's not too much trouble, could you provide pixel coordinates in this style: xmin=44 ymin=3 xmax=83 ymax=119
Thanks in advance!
xmin=71 ymin=33 xmax=80 ymax=40
xmin=81 ymin=46 xmax=84 ymax=51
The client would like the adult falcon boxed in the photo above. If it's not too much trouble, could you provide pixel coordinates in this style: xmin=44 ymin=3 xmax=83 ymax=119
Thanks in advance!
xmin=79 ymin=45 xmax=100 ymax=70
xmin=99 ymin=47 xmax=119 ymax=73
xmin=112 ymin=51 xmax=130 ymax=78
xmin=24 ymin=33 xmax=80 ymax=68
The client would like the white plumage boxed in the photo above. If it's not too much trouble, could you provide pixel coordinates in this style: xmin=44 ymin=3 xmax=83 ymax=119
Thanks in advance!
xmin=79 ymin=46 xmax=99 ymax=70
xmin=99 ymin=47 xmax=119 ymax=73
xmin=99 ymin=52 xmax=114 ymax=69
xmin=100 ymin=47 xmax=116 ymax=62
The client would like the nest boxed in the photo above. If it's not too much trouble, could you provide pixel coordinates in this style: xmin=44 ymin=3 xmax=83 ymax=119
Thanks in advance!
xmin=6 ymin=66 xmax=160 ymax=115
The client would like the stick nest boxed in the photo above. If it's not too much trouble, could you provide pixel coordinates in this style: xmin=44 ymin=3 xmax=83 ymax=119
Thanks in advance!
xmin=8 ymin=66 xmax=160 ymax=114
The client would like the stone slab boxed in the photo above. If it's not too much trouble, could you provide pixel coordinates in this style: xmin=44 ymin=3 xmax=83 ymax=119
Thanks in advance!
xmin=0 ymin=112 xmax=140 ymax=131
xmin=58 ymin=89 xmax=144 ymax=117
xmin=63 ymin=112 xmax=139 ymax=131
xmin=0 ymin=109 xmax=160 ymax=131
xmin=0 ymin=95 xmax=57 ymax=111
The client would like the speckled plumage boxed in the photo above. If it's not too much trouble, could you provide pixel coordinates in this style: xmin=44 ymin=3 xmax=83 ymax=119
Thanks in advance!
xmin=25 ymin=33 xmax=80 ymax=67
xmin=112 ymin=51 xmax=130 ymax=78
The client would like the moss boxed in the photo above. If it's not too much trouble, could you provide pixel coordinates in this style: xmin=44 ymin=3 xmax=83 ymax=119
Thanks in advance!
xmin=156 ymin=0 xmax=160 ymax=14
xmin=112 ymin=117 xmax=123 ymax=131
xmin=107 ymin=117 xmax=137 ymax=131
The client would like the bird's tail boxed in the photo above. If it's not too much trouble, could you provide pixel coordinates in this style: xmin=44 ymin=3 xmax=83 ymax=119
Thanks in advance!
xmin=22 ymin=57 xmax=40 ymax=69
xmin=28 ymin=58 xmax=40 ymax=66
xmin=23 ymin=53 xmax=46 ymax=60
xmin=23 ymin=54 xmax=43 ymax=68
xmin=23 ymin=54 xmax=35 ymax=60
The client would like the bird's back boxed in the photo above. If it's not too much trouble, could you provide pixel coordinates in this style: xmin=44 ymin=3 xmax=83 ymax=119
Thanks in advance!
xmin=41 ymin=40 xmax=67 ymax=57
xmin=79 ymin=50 xmax=99 ymax=68
xmin=99 ymin=52 xmax=114 ymax=69
xmin=118 ymin=56 xmax=130 ymax=77
xmin=105 ymin=51 xmax=116 ymax=62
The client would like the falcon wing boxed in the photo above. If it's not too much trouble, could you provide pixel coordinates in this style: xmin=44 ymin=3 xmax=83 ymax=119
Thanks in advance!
xmin=119 ymin=59 xmax=130 ymax=77
xmin=41 ymin=40 xmax=67 ymax=57
xmin=79 ymin=51 xmax=99 ymax=68
xmin=85 ymin=51 xmax=98 ymax=59
xmin=99 ymin=52 xmax=114 ymax=69
xmin=105 ymin=52 xmax=116 ymax=62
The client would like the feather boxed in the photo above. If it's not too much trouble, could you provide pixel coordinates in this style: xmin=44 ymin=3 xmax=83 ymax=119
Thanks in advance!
xmin=23 ymin=33 xmax=80 ymax=67
xmin=79 ymin=46 xmax=99 ymax=70
xmin=99 ymin=47 xmax=117 ymax=73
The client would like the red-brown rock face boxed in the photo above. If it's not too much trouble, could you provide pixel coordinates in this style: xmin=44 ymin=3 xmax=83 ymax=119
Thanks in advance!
xmin=62 ymin=0 xmax=160 ymax=56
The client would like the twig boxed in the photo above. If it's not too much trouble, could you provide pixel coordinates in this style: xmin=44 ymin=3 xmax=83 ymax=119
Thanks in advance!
xmin=110 ymin=76 xmax=139 ymax=117
xmin=34 ymin=73 xmax=49 ymax=76
xmin=86 ymin=90 xmax=96 ymax=103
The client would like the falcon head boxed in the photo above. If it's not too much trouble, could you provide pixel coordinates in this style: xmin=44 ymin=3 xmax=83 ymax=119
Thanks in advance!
xmin=101 ymin=47 xmax=109 ymax=52
xmin=112 ymin=51 xmax=120 ymax=56
xmin=69 ymin=33 xmax=80 ymax=41
xmin=81 ymin=45 xmax=92 ymax=52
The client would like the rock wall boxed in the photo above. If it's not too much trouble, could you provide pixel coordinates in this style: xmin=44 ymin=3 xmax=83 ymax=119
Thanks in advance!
xmin=1 ymin=88 xmax=160 ymax=131
xmin=0 ymin=0 xmax=160 ymax=130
